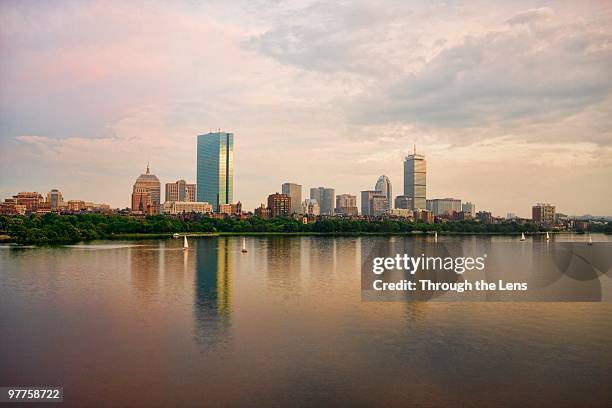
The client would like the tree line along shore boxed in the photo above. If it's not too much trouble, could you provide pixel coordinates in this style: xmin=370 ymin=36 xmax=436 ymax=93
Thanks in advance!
xmin=1 ymin=213 xmax=610 ymax=245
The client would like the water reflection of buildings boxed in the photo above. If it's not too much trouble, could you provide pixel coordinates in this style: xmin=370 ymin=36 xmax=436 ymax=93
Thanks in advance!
xmin=161 ymin=241 xmax=194 ymax=294
xmin=265 ymin=237 xmax=302 ymax=293
xmin=129 ymin=245 xmax=161 ymax=302
xmin=306 ymin=237 xmax=338 ymax=283
xmin=194 ymin=237 xmax=232 ymax=346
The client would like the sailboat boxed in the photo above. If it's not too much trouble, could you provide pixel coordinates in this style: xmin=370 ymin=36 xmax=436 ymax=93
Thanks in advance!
xmin=434 ymin=231 xmax=438 ymax=243
xmin=520 ymin=232 xmax=526 ymax=241
xmin=241 ymin=237 xmax=248 ymax=253
xmin=546 ymin=232 xmax=550 ymax=241
xmin=588 ymin=235 xmax=593 ymax=246
xmin=183 ymin=235 xmax=189 ymax=250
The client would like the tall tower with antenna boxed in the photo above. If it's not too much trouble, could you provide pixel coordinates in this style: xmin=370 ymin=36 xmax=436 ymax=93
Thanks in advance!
xmin=403 ymin=145 xmax=426 ymax=210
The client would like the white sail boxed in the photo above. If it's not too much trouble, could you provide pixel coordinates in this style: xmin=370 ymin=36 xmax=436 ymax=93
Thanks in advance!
xmin=546 ymin=232 xmax=550 ymax=240
xmin=183 ymin=235 xmax=189 ymax=249
xmin=241 ymin=237 xmax=247 ymax=252
xmin=588 ymin=235 xmax=593 ymax=245
xmin=434 ymin=231 xmax=438 ymax=242
xmin=521 ymin=232 xmax=526 ymax=241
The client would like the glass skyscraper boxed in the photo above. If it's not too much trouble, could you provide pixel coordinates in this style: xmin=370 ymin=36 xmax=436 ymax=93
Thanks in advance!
xmin=197 ymin=132 xmax=233 ymax=211
xmin=375 ymin=175 xmax=392 ymax=210
xmin=403 ymin=149 xmax=426 ymax=210
xmin=310 ymin=187 xmax=335 ymax=215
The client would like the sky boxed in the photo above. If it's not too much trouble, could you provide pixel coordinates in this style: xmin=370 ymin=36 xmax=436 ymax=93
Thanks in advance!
xmin=0 ymin=0 xmax=611 ymax=217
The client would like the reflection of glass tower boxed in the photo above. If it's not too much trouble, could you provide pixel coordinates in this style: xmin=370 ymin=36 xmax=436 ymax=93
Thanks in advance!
xmin=197 ymin=132 xmax=234 ymax=211
xmin=403 ymin=146 xmax=426 ymax=210
xmin=194 ymin=238 xmax=232 ymax=345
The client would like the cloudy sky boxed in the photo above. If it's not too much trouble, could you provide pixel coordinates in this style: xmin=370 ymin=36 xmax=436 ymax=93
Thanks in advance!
xmin=1 ymin=0 xmax=611 ymax=217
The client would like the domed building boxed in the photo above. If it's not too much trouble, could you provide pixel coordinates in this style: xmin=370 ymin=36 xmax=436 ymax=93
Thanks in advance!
xmin=131 ymin=164 xmax=161 ymax=215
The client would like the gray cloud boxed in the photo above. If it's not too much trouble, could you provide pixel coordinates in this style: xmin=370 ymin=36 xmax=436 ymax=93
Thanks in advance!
xmin=506 ymin=7 xmax=553 ymax=26
xmin=352 ymin=23 xmax=612 ymax=140
xmin=247 ymin=1 xmax=412 ymax=75
xmin=248 ymin=2 xmax=612 ymax=145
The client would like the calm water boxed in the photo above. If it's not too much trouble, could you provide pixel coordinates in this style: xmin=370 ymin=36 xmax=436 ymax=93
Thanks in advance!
xmin=1 ymin=235 xmax=611 ymax=407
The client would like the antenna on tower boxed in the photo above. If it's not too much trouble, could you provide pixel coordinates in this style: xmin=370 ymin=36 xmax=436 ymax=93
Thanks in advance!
xmin=413 ymin=144 xmax=416 ymax=155
xmin=146 ymin=160 xmax=150 ymax=174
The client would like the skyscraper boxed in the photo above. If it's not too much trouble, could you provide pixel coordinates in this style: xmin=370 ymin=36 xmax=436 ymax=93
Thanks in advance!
xmin=360 ymin=190 xmax=376 ymax=216
xmin=131 ymin=164 xmax=161 ymax=215
xmin=394 ymin=195 xmax=413 ymax=210
xmin=310 ymin=187 xmax=335 ymax=215
xmin=375 ymin=175 xmax=392 ymax=210
xmin=165 ymin=180 xmax=196 ymax=202
xmin=46 ymin=189 xmax=63 ymax=210
xmin=281 ymin=183 xmax=302 ymax=214
xmin=197 ymin=132 xmax=233 ymax=211
xmin=403 ymin=146 xmax=426 ymax=210
xmin=361 ymin=190 xmax=388 ymax=217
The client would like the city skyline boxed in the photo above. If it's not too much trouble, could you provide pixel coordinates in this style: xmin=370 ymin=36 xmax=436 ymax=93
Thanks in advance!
xmin=3 ymin=147 xmax=609 ymax=219
xmin=1 ymin=1 xmax=611 ymax=218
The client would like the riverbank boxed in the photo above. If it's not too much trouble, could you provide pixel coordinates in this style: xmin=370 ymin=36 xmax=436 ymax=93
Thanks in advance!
xmin=3 ymin=213 xmax=608 ymax=245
